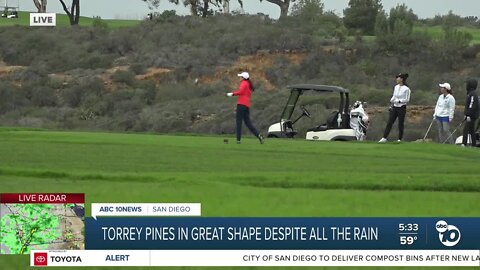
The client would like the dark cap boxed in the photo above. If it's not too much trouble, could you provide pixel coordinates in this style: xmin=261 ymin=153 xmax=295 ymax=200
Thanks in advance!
xmin=396 ymin=73 xmax=409 ymax=80
xmin=466 ymin=78 xmax=478 ymax=91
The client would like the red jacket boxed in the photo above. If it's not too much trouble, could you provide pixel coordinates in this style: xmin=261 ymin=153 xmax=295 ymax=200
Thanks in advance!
xmin=233 ymin=80 xmax=253 ymax=107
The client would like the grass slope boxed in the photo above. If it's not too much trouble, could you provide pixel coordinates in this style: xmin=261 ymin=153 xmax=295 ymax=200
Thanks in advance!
xmin=0 ymin=11 xmax=139 ymax=28
xmin=0 ymin=128 xmax=479 ymax=270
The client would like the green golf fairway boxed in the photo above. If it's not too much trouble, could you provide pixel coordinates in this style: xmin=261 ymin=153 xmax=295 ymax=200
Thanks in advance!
xmin=0 ymin=11 xmax=139 ymax=28
xmin=414 ymin=25 xmax=480 ymax=45
xmin=0 ymin=128 xmax=479 ymax=269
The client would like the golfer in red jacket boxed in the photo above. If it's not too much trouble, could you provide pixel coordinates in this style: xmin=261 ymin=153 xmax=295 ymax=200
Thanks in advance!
xmin=226 ymin=72 xmax=264 ymax=144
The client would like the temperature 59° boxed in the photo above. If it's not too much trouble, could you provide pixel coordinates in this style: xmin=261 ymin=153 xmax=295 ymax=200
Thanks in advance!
xmin=400 ymin=235 xmax=417 ymax=245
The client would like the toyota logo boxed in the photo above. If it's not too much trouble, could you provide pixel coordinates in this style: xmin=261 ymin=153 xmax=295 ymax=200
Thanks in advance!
xmin=34 ymin=252 xmax=48 ymax=266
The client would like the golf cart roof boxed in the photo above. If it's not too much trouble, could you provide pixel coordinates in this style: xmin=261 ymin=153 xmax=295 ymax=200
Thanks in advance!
xmin=287 ymin=84 xmax=349 ymax=93
xmin=280 ymin=84 xmax=350 ymax=121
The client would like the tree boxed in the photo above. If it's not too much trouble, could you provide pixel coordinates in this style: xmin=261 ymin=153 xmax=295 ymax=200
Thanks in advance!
xmin=59 ymin=0 xmax=80 ymax=25
xmin=142 ymin=0 xmax=161 ymax=10
xmin=171 ymin=0 xmax=219 ymax=17
xmin=374 ymin=10 xmax=388 ymax=37
xmin=343 ymin=0 xmax=382 ymax=35
xmin=290 ymin=0 xmax=343 ymax=39
xmin=148 ymin=0 xmax=242 ymax=17
xmin=222 ymin=0 xmax=231 ymax=13
xmin=195 ymin=0 xmax=244 ymax=17
xmin=434 ymin=28 xmax=473 ymax=69
xmin=291 ymin=0 xmax=323 ymax=17
xmin=260 ymin=0 xmax=296 ymax=20
xmin=375 ymin=4 xmax=423 ymax=54
xmin=33 ymin=0 xmax=47 ymax=13
xmin=388 ymin=4 xmax=417 ymax=31
xmin=442 ymin=10 xmax=463 ymax=30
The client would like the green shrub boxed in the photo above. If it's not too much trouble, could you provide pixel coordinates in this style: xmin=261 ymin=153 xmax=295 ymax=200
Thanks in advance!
xmin=130 ymin=62 xmax=148 ymax=75
xmin=31 ymin=86 xmax=58 ymax=107
xmin=432 ymin=28 xmax=473 ymax=69
xmin=92 ymin=16 xmax=109 ymax=29
xmin=0 ymin=81 xmax=25 ymax=113
xmin=111 ymin=70 xmax=137 ymax=86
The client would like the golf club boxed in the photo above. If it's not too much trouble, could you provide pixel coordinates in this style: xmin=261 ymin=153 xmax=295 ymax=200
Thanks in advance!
xmin=422 ymin=119 xmax=435 ymax=141
xmin=442 ymin=119 xmax=466 ymax=144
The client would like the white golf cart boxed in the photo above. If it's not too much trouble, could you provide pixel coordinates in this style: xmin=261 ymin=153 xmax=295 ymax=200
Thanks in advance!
xmin=267 ymin=84 xmax=363 ymax=141
xmin=1 ymin=7 xmax=19 ymax=19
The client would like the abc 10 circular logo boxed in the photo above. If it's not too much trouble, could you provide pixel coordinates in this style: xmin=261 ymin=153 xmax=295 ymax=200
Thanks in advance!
xmin=435 ymin=220 xmax=461 ymax=247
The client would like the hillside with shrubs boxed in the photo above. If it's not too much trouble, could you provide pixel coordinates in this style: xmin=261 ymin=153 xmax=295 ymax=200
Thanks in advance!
xmin=0 ymin=2 xmax=479 ymax=140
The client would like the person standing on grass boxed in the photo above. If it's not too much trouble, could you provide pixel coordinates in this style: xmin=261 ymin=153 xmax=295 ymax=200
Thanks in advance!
xmin=434 ymin=82 xmax=456 ymax=144
xmin=226 ymin=72 xmax=264 ymax=144
xmin=379 ymin=73 xmax=411 ymax=143
xmin=462 ymin=79 xmax=479 ymax=146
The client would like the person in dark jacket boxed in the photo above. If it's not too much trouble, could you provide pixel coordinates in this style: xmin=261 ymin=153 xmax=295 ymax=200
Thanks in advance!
xmin=226 ymin=72 xmax=264 ymax=144
xmin=462 ymin=79 xmax=479 ymax=146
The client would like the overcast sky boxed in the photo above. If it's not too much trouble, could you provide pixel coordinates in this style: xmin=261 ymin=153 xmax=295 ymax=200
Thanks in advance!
xmin=11 ymin=0 xmax=480 ymax=20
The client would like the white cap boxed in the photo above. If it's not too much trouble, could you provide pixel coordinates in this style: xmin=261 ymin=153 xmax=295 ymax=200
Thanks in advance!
xmin=439 ymin=83 xmax=451 ymax=90
xmin=237 ymin=72 xmax=249 ymax=79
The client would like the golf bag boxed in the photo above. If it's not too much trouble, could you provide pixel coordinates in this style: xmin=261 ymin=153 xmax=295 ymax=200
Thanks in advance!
xmin=349 ymin=101 xmax=369 ymax=141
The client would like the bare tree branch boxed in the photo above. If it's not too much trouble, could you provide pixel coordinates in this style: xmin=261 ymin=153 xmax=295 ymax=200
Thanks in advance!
xmin=73 ymin=0 xmax=79 ymax=24
xmin=33 ymin=0 xmax=47 ymax=12
xmin=33 ymin=0 xmax=41 ymax=11
xmin=58 ymin=0 xmax=71 ymax=18
xmin=259 ymin=0 xmax=292 ymax=19
xmin=58 ymin=0 xmax=80 ymax=25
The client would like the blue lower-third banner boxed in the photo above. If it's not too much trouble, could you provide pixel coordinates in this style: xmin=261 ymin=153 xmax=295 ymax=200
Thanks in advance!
xmin=85 ymin=217 xmax=480 ymax=250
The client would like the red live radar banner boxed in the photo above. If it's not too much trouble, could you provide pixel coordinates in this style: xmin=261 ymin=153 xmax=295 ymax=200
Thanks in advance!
xmin=0 ymin=193 xmax=85 ymax=204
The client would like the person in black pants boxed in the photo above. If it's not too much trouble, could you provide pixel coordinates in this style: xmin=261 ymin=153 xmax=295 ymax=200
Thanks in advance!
xmin=462 ymin=79 xmax=479 ymax=146
xmin=379 ymin=73 xmax=411 ymax=143
xmin=226 ymin=72 xmax=264 ymax=144
xmin=235 ymin=105 xmax=261 ymax=143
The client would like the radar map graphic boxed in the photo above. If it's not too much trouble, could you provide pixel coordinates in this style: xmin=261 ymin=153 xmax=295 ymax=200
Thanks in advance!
xmin=0 ymin=193 xmax=85 ymax=254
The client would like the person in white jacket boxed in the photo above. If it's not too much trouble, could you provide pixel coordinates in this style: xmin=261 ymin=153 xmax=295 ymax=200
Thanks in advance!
xmin=379 ymin=73 xmax=411 ymax=143
xmin=434 ymin=83 xmax=456 ymax=144
xmin=350 ymin=101 xmax=369 ymax=141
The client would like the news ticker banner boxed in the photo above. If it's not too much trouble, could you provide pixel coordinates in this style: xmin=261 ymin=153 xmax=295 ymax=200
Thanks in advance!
xmin=30 ymin=250 xmax=480 ymax=267
xmin=85 ymin=217 xmax=479 ymax=250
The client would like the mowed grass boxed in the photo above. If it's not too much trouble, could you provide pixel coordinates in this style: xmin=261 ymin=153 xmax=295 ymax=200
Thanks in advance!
xmin=414 ymin=25 xmax=480 ymax=45
xmin=0 ymin=11 xmax=139 ymax=28
xmin=348 ymin=26 xmax=480 ymax=45
xmin=0 ymin=128 xmax=479 ymax=270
